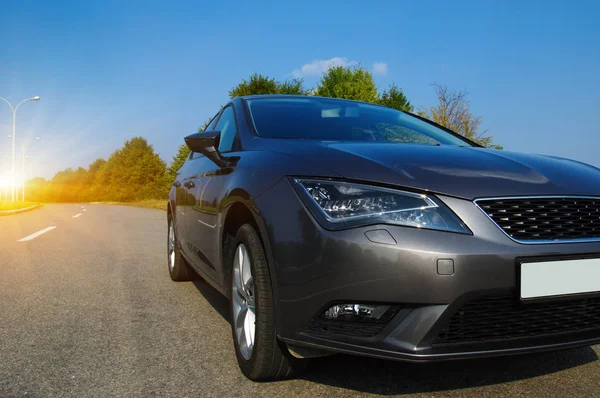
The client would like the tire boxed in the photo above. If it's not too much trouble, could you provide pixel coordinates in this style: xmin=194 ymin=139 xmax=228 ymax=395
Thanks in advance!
xmin=167 ymin=213 xmax=193 ymax=282
xmin=229 ymin=224 xmax=307 ymax=381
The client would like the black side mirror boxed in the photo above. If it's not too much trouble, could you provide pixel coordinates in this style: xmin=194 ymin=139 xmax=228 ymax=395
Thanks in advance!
xmin=184 ymin=131 xmax=228 ymax=167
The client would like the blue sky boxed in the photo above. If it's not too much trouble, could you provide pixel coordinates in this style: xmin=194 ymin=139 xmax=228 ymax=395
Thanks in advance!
xmin=0 ymin=0 xmax=599 ymax=180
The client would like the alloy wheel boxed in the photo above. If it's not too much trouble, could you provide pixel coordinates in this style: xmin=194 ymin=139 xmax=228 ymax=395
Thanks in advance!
xmin=232 ymin=243 xmax=256 ymax=361
xmin=168 ymin=221 xmax=175 ymax=272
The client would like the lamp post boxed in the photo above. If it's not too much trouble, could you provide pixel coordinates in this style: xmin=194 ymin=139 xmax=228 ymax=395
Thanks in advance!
xmin=22 ymin=137 xmax=40 ymax=202
xmin=0 ymin=96 xmax=41 ymax=202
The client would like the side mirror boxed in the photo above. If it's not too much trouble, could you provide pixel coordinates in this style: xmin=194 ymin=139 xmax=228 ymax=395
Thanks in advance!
xmin=184 ymin=131 xmax=228 ymax=167
xmin=185 ymin=130 xmax=220 ymax=154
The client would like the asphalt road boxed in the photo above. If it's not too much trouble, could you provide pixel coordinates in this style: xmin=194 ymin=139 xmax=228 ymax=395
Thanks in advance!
xmin=1 ymin=204 xmax=600 ymax=398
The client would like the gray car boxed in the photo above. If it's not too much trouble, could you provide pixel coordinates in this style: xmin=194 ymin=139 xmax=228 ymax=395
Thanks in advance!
xmin=168 ymin=95 xmax=600 ymax=381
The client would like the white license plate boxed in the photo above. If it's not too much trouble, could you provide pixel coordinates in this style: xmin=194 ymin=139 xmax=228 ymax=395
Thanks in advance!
xmin=521 ymin=258 xmax=600 ymax=299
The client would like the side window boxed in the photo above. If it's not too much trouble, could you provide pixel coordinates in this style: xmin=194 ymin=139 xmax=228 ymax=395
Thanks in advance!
xmin=215 ymin=106 xmax=238 ymax=153
xmin=206 ymin=112 xmax=220 ymax=131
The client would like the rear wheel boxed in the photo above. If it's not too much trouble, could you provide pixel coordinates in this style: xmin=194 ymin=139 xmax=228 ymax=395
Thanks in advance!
xmin=167 ymin=214 xmax=193 ymax=281
xmin=230 ymin=224 xmax=306 ymax=381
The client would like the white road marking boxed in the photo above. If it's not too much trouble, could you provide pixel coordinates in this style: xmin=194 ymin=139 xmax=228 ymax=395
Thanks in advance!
xmin=73 ymin=213 xmax=82 ymax=218
xmin=18 ymin=226 xmax=57 ymax=242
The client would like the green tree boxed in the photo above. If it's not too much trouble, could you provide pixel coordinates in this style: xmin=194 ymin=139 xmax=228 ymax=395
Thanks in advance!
xmin=166 ymin=144 xmax=191 ymax=183
xmin=81 ymin=158 xmax=106 ymax=201
xmin=315 ymin=66 xmax=379 ymax=103
xmin=418 ymin=84 xmax=502 ymax=149
xmin=26 ymin=177 xmax=46 ymax=186
xmin=91 ymin=137 xmax=167 ymax=201
xmin=379 ymin=83 xmax=413 ymax=112
xmin=87 ymin=158 xmax=106 ymax=175
xmin=229 ymin=73 xmax=308 ymax=98
xmin=274 ymin=78 xmax=308 ymax=96
xmin=27 ymin=138 xmax=170 ymax=203
xmin=47 ymin=167 xmax=87 ymax=202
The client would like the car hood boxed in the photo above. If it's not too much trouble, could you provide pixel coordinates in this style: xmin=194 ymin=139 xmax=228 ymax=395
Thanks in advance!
xmin=257 ymin=139 xmax=600 ymax=200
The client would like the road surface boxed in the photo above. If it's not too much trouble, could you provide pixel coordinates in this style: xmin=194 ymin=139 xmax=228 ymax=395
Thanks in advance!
xmin=1 ymin=204 xmax=600 ymax=397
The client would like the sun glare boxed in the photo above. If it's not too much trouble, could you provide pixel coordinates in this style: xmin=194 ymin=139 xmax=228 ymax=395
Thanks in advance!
xmin=0 ymin=175 xmax=13 ymax=190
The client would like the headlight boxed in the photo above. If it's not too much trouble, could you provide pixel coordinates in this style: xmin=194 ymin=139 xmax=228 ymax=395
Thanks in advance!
xmin=292 ymin=178 xmax=471 ymax=233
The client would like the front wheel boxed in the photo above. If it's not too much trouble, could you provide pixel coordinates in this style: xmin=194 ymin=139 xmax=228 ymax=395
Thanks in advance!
xmin=230 ymin=224 xmax=306 ymax=381
xmin=167 ymin=214 xmax=193 ymax=281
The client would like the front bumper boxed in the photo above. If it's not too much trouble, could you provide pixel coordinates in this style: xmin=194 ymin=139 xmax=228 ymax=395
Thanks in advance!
xmin=255 ymin=179 xmax=600 ymax=361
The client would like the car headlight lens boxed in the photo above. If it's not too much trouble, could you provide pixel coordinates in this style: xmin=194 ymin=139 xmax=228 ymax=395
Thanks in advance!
xmin=292 ymin=178 xmax=470 ymax=233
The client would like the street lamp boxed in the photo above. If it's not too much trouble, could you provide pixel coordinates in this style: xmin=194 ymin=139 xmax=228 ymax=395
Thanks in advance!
xmin=21 ymin=137 xmax=41 ymax=202
xmin=0 ymin=96 xmax=41 ymax=202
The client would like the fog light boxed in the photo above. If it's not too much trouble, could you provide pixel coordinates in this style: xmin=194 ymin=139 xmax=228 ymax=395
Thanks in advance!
xmin=323 ymin=304 xmax=391 ymax=321
xmin=309 ymin=303 xmax=405 ymax=337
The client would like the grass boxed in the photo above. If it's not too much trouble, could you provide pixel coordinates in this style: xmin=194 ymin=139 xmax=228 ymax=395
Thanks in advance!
xmin=90 ymin=199 xmax=167 ymax=210
xmin=0 ymin=201 xmax=40 ymax=212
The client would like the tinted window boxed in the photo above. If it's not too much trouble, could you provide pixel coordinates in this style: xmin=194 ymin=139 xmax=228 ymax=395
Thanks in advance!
xmin=215 ymin=106 xmax=237 ymax=152
xmin=206 ymin=111 xmax=220 ymax=131
xmin=246 ymin=97 xmax=472 ymax=146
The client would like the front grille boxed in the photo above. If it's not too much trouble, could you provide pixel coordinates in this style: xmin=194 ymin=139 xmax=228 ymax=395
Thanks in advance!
xmin=476 ymin=197 xmax=600 ymax=242
xmin=433 ymin=295 xmax=600 ymax=346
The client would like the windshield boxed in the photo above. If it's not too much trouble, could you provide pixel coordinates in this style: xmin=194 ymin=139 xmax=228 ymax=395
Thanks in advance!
xmin=246 ymin=97 xmax=473 ymax=146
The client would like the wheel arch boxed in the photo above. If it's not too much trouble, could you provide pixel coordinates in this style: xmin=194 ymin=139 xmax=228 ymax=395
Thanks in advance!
xmin=219 ymin=190 xmax=279 ymax=308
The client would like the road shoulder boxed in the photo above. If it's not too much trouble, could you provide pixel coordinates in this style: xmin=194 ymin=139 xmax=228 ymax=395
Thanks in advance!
xmin=0 ymin=204 xmax=42 ymax=216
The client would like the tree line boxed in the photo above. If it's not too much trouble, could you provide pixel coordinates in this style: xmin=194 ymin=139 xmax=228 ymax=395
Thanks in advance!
xmin=27 ymin=65 xmax=501 ymax=203
xmin=27 ymin=137 xmax=169 ymax=202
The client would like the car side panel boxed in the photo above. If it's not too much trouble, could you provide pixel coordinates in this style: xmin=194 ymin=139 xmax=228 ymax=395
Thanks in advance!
xmin=181 ymin=155 xmax=220 ymax=280
xmin=169 ymin=157 xmax=195 ymax=252
xmin=214 ymin=150 xmax=342 ymax=306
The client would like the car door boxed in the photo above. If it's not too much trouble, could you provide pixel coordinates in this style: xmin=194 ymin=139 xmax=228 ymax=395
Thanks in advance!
xmin=172 ymin=156 xmax=195 ymax=251
xmin=181 ymin=153 xmax=218 ymax=279
xmin=185 ymin=105 xmax=239 ymax=284
xmin=177 ymin=111 xmax=221 ymax=278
